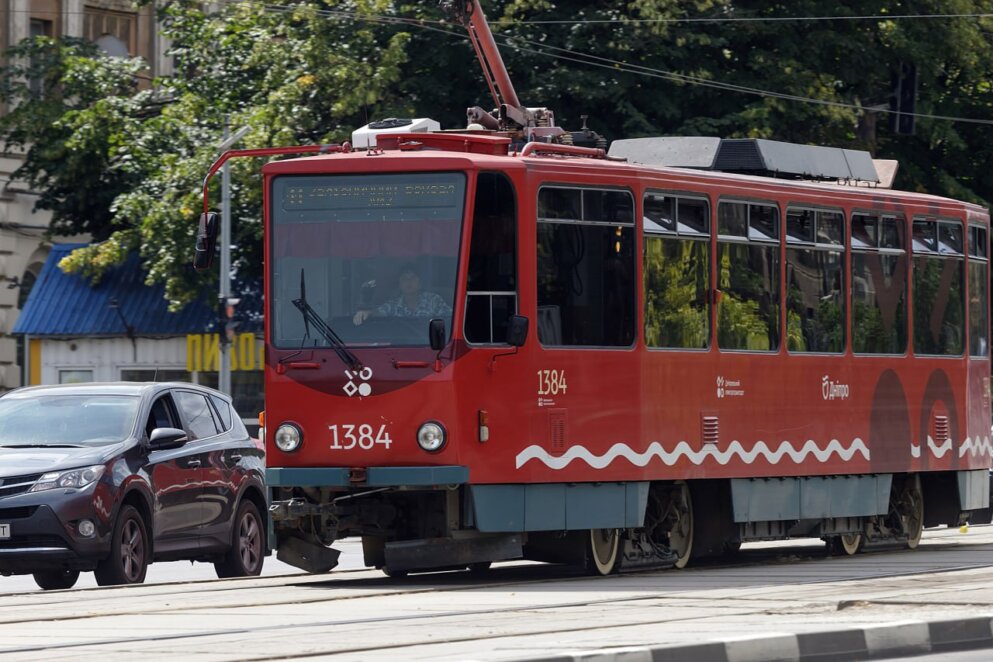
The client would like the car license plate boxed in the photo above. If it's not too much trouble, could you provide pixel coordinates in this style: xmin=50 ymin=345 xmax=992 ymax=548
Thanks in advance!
xmin=0 ymin=524 xmax=8 ymax=539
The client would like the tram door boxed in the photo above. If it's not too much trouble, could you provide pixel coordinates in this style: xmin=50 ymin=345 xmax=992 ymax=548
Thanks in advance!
xmin=463 ymin=171 xmax=520 ymax=462
xmin=465 ymin=172 xmax=518 ymax=345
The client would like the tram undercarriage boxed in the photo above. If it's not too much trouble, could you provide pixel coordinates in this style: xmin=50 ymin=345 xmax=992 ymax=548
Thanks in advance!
xmin=268 ymin=470 xmax=987 ymax=576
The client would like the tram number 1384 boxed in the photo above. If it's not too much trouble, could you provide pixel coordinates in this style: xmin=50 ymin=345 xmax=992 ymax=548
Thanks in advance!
xmin=537 ymin=369 xmax=568 ymax=396
xmin=329 ymin=424 xmax=393 ymax=450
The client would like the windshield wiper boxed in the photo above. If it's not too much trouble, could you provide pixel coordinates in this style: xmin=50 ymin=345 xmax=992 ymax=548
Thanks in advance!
xmin=292 ymin=270 xmax=361 ymax=371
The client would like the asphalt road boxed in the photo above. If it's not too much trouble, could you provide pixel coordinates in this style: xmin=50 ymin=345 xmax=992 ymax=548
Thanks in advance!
xmin=3 ymin=526 xmax=993 ymax=660
xmin=0 ymin=538 xmax=365 ymax=594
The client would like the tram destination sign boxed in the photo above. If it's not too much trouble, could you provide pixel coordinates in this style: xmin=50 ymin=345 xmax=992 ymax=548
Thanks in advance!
xmin=276 ymin=173 xmax=466 ymax=222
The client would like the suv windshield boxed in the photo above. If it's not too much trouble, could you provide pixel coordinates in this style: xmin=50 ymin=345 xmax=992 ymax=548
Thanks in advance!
xmin=0 ymin=394 xmax=139 ymax=446
xmin=270 ymin=172 xmax=466 ymax=348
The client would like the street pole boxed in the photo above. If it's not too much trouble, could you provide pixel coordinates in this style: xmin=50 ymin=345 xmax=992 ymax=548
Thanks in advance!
xmin=219 ymin=122 xmax=232 ymax=396
xmin=217 ymin=120 xmax=250 ymax=396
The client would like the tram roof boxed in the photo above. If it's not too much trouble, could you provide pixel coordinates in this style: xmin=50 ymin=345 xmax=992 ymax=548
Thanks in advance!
xmin=262 ymin=134 xmax=989 ymax=220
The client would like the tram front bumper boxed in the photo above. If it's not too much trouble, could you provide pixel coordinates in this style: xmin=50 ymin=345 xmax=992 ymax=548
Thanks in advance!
xmin=266 ymin=465 xmax=469 ymax=488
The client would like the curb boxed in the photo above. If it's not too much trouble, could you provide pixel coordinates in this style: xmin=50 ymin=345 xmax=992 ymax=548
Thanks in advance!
xmin=517 ymin=615 xmax=993 ymax=662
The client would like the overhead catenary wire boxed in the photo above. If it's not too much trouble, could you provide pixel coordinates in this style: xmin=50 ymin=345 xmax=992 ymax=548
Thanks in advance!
xmin=508 ymin=12 xmax=993 ymax=24
xmin=21 ymin=1 xmax=984 ymax=126
xmin=254 ymin=3 xmax=993 ymax=127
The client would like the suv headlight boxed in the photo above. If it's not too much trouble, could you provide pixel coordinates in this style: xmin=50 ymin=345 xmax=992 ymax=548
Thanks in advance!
xmin=29 ymin=465 xmax=105 ymax=493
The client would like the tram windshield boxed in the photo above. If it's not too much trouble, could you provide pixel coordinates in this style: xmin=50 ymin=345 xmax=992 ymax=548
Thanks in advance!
xmin=270 ymin=172 xmax=466 ymax=348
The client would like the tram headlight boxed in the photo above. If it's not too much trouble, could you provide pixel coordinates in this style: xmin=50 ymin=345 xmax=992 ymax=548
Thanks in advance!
xmin=416 ymin=421 xmax=446 ymax=453
xmin=274 ymin=423 xmax=302 ymax=452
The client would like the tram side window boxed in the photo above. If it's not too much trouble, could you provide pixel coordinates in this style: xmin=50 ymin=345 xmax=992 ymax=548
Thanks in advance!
xmin=537 ymin=186 xmax=635 ymax=347
xmin=643 ymin=192 xmax=710 ymax=349
xmin=968 ymin=225 xmax=989 ymax=357
xmin=912 ymin=217 xmax=964 ymax=356
xmin=465 ymin=172 xmax=518 ymax=344
xmin=785 ymin=208 xmax=845 ymax=353
xmin=716 ymin=201 xmax=780 ymax=351
xmin=852 ymin=214 xmax=907 ymax=354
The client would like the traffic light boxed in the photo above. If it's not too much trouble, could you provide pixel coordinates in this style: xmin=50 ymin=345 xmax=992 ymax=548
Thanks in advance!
xmin=218 ymin=297 xmax=240 ymax=343
xmin=890 ymin=62 xmax=917 ymax=135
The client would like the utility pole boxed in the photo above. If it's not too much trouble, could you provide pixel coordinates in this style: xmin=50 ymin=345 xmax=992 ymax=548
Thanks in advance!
xmin=217 ymin=119 xmax=250 ymax=395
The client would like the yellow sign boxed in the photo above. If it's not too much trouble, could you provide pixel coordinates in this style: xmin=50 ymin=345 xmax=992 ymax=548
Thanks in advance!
xmin=186 ymin=333 xmax=264 ymax=372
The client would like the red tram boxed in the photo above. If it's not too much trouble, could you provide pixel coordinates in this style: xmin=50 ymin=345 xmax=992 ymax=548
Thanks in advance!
xmin=196 ymin=2 xmax=992 ymax=575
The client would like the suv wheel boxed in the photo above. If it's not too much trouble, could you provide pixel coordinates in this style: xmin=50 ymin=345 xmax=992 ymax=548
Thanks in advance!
xmin=33 ymin=569 xmax=80 ymax=590
xmin=215 ymin=500 xmax=264 ymax=578
xmin=95 ymin=504 xmax=149 ymax=586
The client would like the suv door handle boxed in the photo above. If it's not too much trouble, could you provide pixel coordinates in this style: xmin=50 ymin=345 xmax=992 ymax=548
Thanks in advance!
xmin=188 ymin=459 xmax=202 ymax=468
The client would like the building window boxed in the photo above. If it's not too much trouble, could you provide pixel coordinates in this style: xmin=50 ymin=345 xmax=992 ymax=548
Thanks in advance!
xmin=28 ymin=20 xmax=54 ymax=95
xmin=536 ymin=186 xmax=635 ymax=347
xmin=84 ymin=7 xmax=137 ymax=57
xmin=59 ymin=369 xmax=94 ymax=384
xmin=30 ymin=19 xmax=53 ymax=38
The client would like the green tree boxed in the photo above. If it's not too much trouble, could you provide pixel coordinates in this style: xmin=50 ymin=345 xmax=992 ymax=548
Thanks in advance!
xmin=0 ymin=1 xmax=410 ymax=306
xmin=1 ymin=0 xmax=992 ymax=307
xmin=0 ymin=37 xmax=150 ymax=241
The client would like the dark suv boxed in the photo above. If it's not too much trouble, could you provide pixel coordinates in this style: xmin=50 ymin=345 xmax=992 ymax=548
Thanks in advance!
xmin=0 ymin=382 xmax=266 ymax=589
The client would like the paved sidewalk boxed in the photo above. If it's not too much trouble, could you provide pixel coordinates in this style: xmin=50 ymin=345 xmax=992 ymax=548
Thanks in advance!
xmin=501 ymin=531 xmax=993 ymax=662
xmin=518 ymin=617 xmax=993 ymax=661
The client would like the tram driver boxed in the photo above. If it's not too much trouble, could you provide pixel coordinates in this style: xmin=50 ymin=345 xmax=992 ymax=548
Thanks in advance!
xmin=352 ymin=264 xmax=451 ymax=325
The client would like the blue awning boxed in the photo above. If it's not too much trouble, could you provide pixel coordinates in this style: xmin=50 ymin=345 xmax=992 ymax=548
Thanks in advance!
xmin=13 ymin=244 xmax=216 ymax=336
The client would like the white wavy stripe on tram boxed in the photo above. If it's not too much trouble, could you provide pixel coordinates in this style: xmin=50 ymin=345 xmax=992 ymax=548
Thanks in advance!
xmin=958 ymin=436 xmax=993 ymax=458
xmin=514 ymin=438 xmax=870 ymax=470
xmin=909 ymin=436 xmax=955 ymax=459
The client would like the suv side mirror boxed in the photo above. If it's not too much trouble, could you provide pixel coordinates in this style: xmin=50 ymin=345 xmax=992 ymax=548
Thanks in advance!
xmin=506 ymin=315 xmax=528 ymax=347
xmin=149 ymin=427 xmax=188 ymax=450
xmin=429 ymin=318 xmax=446 ymax=351
xmin=193 ymin=212 xmax=218 ymax=271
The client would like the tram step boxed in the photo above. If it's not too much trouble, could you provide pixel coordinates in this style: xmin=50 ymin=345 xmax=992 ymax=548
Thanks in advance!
xmin=384 ymin=533 xmax=522 ymax=573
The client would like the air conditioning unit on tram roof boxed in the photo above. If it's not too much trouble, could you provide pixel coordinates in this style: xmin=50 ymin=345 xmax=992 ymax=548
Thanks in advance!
xmin=352 ymin=117 xmax=442 ymax=149
xmin=608 ymin=136 xmax=881 ymax=184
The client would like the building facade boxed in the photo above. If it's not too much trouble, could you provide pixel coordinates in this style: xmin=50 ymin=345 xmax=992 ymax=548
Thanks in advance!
xmin=0 ymin=0 xmax=172 ymax=392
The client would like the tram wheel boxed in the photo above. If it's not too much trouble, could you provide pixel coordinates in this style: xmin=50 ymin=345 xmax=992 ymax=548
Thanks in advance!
xmin=828 ymin=532 xmax=864 ymax=556
xmin=586 ymin=529 xmax=619 ymax=576
xmin=896 ymin=475 xmax=924 ymax=550
xmin=666 ymin=481 xmax=694 ymax=569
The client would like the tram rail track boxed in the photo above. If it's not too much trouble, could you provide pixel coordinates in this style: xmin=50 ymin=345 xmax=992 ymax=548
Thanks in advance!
xmin=0 ymin=529 xmax=988 ymax=625
xmin=2 ymin=528 xmax=993 ymax=659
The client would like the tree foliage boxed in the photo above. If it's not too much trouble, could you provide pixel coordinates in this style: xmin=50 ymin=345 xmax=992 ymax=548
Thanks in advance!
xmin=0 ymin=0 xmax=991 ymax=307
xmin=0 ymin=0 xmax=410 ymax=306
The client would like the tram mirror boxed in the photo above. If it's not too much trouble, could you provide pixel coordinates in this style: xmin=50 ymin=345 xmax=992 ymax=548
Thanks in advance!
xmin=193 ymin=212 xmax=219 ymax=271
xmin=507 ymin=315 xmax=529 ymax=347
xmin=429 ymin=318 xmax=446 ymax=350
